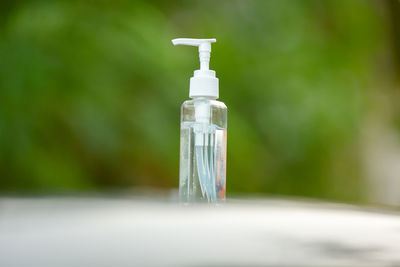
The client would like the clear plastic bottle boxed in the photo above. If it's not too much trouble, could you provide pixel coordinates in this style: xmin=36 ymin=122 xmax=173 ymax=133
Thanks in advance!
xmin=179 ymin=97 xmax=227 ymax=203
xmin=172 ymin=38 xmax=227 ymax=204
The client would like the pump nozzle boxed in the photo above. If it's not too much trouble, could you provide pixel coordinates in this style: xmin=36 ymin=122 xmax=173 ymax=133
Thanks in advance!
xmin=172 ymin=38 xmax=216 ymax=71
xmin=172 ymin=38 xmax=219 ymax=98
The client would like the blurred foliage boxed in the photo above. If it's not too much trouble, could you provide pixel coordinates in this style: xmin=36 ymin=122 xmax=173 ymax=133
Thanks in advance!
xmin=0 ymin=0 xmax=396 ymax=202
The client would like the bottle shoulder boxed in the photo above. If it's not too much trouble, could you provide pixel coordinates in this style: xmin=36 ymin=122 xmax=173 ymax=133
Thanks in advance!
xmin=181 ymin=98 xmax=227 ymax=128
xmin=181 ymin=99 xmax=227 ymax=110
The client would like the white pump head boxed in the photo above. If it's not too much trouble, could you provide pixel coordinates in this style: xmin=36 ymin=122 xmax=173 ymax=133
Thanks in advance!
xmin=172 ymin=38 xmax=219 ymax=98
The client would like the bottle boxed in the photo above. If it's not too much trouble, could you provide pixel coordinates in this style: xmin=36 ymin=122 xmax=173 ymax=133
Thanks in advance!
xmin=172 ymin=38 xmax=227 ymax=204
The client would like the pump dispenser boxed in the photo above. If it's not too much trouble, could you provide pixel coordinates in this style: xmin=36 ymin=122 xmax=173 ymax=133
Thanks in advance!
xmin=172 ymin=38 xmax=218 ymax=98
xmin=172 ymin=38 xmax=227 ymax=203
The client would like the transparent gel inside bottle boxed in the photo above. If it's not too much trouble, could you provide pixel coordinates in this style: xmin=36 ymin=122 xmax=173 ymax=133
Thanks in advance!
xmin=179 ymin=97 xmax=227 ymax=203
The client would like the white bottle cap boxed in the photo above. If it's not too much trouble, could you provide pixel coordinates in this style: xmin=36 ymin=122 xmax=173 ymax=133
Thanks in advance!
xmin=172 ymin=38 xmax=219 ymax=99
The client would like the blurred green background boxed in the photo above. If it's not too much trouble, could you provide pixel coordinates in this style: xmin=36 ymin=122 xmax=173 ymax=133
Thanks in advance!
xmin=1 ymin=0 xmax=400 ymax=205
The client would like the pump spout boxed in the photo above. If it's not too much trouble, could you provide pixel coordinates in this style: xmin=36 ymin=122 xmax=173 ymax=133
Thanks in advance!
xmin=172 ymin=38 xmax=216 ymax=71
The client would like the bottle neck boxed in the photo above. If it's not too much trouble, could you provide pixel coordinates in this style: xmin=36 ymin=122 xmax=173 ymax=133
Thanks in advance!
xmin=191 ymin=96 xmax=217 ymax=101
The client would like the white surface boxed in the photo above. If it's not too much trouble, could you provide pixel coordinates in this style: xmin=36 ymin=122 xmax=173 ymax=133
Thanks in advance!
xmin=1 ymin=197 xmax=400 ymax=266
